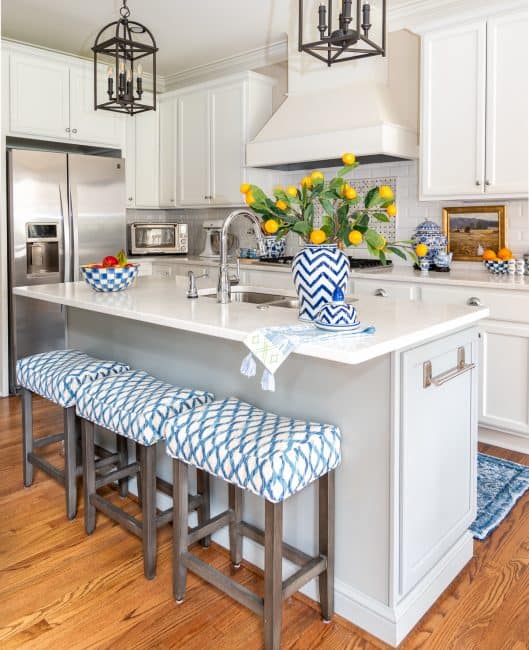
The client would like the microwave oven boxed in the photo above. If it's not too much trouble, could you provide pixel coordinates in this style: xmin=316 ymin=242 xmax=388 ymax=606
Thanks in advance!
xmin=130 ymin=223 xmax=188 ymax=255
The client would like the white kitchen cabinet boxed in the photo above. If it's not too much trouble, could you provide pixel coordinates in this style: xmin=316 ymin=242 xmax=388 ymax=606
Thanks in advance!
xmin=420 ymin=21 xmax=486 ymax=198
xmin=178 ymin=72 xmax=274 ymax=207
xmin=399 ymin=329 xmax=478 ymax=595
xmin=485 ymin=10 xmax=528 ymax=196
xmin=352 ymin=278 xmax=417 ymax=300
xmin=480 ymin=320 xmax=529 ymax=437
xmin=420 ymin=8 xmax=528 ymax=199
xmin=9 ymin=50 xmax=70 ymax=140
xmin=69 ymin=63 xmax=122 ymax=147
xmin=6 ymin=44 xmax=122 ymax=148
xmin=158 ymin=97 xmax=178 ymax=207
xmin=178 ymin=90 xmax=211 ymax=206
xmin=126 ymin=93 xmax=159 ymax=208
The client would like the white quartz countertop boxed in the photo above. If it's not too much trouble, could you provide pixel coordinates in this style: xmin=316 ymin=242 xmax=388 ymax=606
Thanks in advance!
xmin=14 ymin=277 xmax=489 ymax=366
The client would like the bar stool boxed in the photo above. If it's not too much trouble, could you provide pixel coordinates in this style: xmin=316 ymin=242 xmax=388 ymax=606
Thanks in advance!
xmin=163 ymin=397 xmax=341 ymax=650
xmin=16 ymin=349 xmax=130 ymax=519
xmin=76 ymin=369 xmax=215 ymax=579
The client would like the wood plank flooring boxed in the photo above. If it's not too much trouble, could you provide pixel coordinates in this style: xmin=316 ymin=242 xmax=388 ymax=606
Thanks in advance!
xmin=1 ymin=395 xmax=528 ymax=649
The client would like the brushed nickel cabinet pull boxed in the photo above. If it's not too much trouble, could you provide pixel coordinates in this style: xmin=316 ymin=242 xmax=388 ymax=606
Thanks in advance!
xmin=467 ymin=296 xmax=483 ymax=307
xmin=374 ymin=288 xmax=388 ymax=297
xmin=423 ymin=346 xmax=475 ymax=388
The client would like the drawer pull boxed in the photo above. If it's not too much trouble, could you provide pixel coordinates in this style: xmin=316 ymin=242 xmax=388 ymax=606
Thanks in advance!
xmin=423 ymin=346 xmax=475 ymax=389
xmin=467 ymin=297 xmax=483 ymax=307
xmin=374 ymin=288 xmax=388 ymax=297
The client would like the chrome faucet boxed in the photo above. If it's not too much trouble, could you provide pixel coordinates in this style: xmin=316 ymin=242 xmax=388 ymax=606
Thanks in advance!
xmin=217 ymin=209 xmax=266 ymax=303
xmin=186 ymin=269 xmax=209 ymax=299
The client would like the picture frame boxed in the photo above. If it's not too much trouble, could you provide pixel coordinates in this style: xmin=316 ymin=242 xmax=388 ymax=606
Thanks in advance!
xmin=442 ymin=205 xmax=507 ymax=262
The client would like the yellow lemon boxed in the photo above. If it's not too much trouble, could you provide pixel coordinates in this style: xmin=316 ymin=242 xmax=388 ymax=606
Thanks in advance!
xmin=345 ymin=186 xmax=357 ymax=200
xmin=379 ymin=185 xmax=394 ymax=200
xmin=309 ymin=229 xmax=326 ymax=245
xmin=342 ymin=153 xmax=356 ymax=166
xmin=275 ymin=199 xmax=287 ymax=211
xmin=264 ymin=219 xmax=279 ymax=235
xmin=301 ymin=176 xmax=313 ymax=189
xmin=348 ymin=230 xmax=363 ymax=246
xmin=240 ymin=183 xmax=250 ymax=194
xmin=497 ymin=247 xmax=513 ymax=261
xmin=482 ymin=249 xmax=497 ymax=261
xmin=245 ymin=191 xmax=256 ymax=205
xmin=377 ymin=236 xmax=387 ymax=251
xmin=286 ymin=186 xmax=298 ymax=198
xmin=310 ymin=171 xmax=324 ymax=183
xmin=387 ymin=203 xmax=397 ymax=217
xmin=415 ymin=243 xmax=428 ymax=258
xmin=339 ymin=183 xmax=349 ymax=197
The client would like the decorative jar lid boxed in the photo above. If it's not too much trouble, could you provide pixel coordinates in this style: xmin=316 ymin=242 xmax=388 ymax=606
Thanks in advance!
xmin=314 ymin=287 xmax=359 ymax=327
xmin=414 ymin=219 xmax=443 ymax=237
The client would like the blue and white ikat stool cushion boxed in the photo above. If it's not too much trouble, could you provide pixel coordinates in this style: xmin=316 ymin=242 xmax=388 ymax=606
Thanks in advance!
xmin=16 ymin=349 xmax=130 ymax=408
xmin=76 ymin=370 xmax=214 ymax=446
xmin=163 ymin=397 xmax=341 ymax=503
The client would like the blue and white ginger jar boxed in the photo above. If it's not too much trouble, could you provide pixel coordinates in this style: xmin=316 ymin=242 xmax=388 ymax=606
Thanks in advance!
xmin=314 ymin=287 xmax=359 ymax=328
xmin=262 ymin=236 xmax=286 ymax=259
xmin=292 ymin=244 xmax=349 ymax=321
xmin=412 ymin=220 xmax=448 ymax=266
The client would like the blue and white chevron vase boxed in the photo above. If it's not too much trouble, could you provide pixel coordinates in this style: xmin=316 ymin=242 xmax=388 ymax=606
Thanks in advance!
xmin=292 ymin=244 xmax=350 ymax=321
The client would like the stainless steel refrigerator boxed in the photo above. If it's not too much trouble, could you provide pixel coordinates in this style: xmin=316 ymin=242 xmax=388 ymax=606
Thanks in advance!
xmin=7 ymin=148 xmax=126 ymax=392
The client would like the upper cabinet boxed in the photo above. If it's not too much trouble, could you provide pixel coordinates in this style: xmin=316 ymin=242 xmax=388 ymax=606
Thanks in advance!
xmin=178 ymin=73 xmax=274 ymax=207
xmin=158 ymin=97 xmax=178 ymax=207
xmin=420 ymin=8 xmax=528 ymax=200
xmin=5 ymin=43 xmax=122 ymax=148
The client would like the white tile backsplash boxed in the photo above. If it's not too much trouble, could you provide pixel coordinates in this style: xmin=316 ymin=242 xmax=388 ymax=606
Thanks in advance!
xmin=128 ymin=160 xmax=529 ymax=264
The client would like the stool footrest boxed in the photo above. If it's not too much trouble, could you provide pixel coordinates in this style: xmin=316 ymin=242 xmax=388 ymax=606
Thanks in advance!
xmin=95 ymin=462 xmax=140 ymax=490
xmin=94 ymin=452 xmax=121 ymax=470
xmin=156 ymin=476 xmax=172 ymax=497
xmin=182 ymin=551 xmax=264 ymax=617
xmin=282 ymin=556 xmax=327 ymax=601
xmin=27 ymin=453 xmax=65 ymax=485
xmin=188 ymin=510 xmax=232 ymax=546
xmin=240 ymin=521 xmax=312 ymax=567
xmin=33 ymin=432 xmax=64 ymax=449
xmin=90 ymin=493 xmax=142 ymax=537
xmin=156 ymin=507 xmax=174 ymax=528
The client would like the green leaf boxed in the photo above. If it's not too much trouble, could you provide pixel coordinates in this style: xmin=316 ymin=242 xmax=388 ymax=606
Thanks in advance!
xmin=329 ymin=177 xmax=345 ymax=192
xmin=364 ymin=187 xmax=379 ymax=209
xmin=379 ymin=250 xmax=387 ymax=265
xmin=373 ymin=212 xmax=390 ymax=223
xmin=321 ymin=224 xmax=333 ymax=238
xmin=386 ymin=246 xmax=407 ymax=261
xmin=365 ymin=229 xmax=385 ymax=250
xmin=320 ymin=197 xmax=335 ymax=215
xmin=292 ymin=221 xmax=311 ymax=236
xmin=337 ymin=162 xmax=358 ymax=177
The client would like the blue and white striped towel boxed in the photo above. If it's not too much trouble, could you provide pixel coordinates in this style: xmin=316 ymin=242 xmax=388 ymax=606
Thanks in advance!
xmin=241 ymin=322 xmax=375 ymax=391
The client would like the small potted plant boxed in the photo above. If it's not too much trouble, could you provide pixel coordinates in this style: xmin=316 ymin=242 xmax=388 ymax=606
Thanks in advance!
xmin=240 ymin=153 xmax=417 ymax=321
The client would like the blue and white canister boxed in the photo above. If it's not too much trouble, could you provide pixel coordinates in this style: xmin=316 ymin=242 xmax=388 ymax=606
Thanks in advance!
xmin=292 ymin=244 xmax=350 ymax=321
xmin=262 ymin=236 xmax=286 ymax=259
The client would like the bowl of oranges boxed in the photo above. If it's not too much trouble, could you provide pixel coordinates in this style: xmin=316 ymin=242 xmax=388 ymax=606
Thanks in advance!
xmin=482 ymin=248 xmax=512 ymax=274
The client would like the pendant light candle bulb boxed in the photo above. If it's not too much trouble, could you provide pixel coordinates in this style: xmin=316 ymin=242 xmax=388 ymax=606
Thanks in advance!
xmin=107 ymin=65 xmax=114 ymax=78
xmin=137 ymin=64 xmax=143 ymax=78
xmin=119 ymin=61 xmax=125 ymax=74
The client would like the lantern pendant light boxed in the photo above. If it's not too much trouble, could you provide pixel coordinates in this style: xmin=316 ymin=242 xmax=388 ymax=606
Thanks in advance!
xmin=298 ymin=0 xmax=386 ymax=66
xmin=92 ymin=0 xmax=158 ymax=115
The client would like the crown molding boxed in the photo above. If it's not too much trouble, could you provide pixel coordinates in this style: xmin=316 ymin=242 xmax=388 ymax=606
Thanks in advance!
xmin=389 ymin=0 xmax=527 ymax=33
xmin=162 ymin=40 xmax=287 ymax=91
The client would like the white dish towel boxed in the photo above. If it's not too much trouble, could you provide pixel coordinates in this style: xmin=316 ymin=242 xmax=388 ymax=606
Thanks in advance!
xmin=241 ymin=322 xmax=376 ymax=391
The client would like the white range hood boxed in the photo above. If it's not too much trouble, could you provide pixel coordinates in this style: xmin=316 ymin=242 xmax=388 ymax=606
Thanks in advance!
xmin=247 ymin=25 xmax=420 ymax=170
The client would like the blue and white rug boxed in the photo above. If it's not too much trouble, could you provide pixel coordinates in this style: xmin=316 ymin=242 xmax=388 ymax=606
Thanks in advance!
xmin=471 ymin=452 xmax=529 ymax=540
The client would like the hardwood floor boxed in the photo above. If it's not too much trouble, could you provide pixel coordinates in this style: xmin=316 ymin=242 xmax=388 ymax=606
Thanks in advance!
xmin=1 ymin=395 xmax=528 ymax=649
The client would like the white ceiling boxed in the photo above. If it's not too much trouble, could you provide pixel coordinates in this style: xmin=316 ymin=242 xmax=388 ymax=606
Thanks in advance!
xmin=1 ymin=0 xmax=415 ymax=76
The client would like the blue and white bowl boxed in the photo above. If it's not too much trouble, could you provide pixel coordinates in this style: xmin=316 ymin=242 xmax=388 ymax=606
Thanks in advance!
xmin=483 ymin=260 xmax=509 ymax=274
xmin=261 ymin=236 xmax=286 ymax=259
xmin=314 ymin=287 xmax=361 ymax=331
xmin=81 ymin=264 xmax=139 ymax=292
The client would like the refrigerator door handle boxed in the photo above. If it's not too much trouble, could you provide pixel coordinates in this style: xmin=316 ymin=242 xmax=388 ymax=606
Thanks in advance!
xmin=59 ymin=183 xmax=72 ymax=283
xmin=69 ymin=187 xmax=80 ymax=282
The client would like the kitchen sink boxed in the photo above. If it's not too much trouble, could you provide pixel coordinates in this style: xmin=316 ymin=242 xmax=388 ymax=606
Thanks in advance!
xmin=202 ymin=290 xmax=287 ymax=304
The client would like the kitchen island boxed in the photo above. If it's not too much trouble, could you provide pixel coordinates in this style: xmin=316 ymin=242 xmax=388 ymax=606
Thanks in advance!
xmin=14 ymin=276 xmax=489 ymax=646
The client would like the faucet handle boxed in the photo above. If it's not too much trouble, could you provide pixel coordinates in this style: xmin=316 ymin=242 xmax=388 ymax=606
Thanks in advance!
xmin=186 ymin=270 xmax=199 ymax=299
xmin=228 ymin=257 xmax=240 ymax=285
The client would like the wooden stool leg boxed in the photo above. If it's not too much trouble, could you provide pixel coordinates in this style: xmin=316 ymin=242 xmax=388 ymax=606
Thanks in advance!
xmin=82 ymin=419 xmax=96 ymax=534
xmin=318 ymin=470 xmax=335 ymax=622
xmin=264 ymin=500 xmax=283 ymax=650
xmin=228 ymin=484 xmax=243 ymax=567
xmin=21 ymin=388 xmax=33 ymax=487
xmin=196 ymin=469 xmax=210 ymax=548
xmin=135 ymin=442 xmax=143 ymax=506
xmin=140 ymin=445 xmax=157 ymax=580
xmin=173 ymin=459 xmax=189 ymax=602
xmin=64 ymin=406 xmax=78 ymax=520
xmin=116 ymin=436 xmax=129 ymax=498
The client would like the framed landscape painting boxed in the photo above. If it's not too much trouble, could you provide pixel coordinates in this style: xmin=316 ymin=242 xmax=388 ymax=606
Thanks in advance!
xmin=442 ymin=205 xmax=507 ymax=261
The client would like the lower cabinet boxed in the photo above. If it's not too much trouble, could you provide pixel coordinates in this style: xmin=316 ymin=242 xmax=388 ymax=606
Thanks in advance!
xmin=399 ymin=328 xmax=478 ymax=595
xmin=479 ymin=320 xmax=529 ymax=437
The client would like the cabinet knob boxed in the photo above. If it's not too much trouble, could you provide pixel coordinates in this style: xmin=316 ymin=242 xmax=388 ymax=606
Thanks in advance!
xmin=65 ymin=127 xmax=70 ymax=133
xmin=475 ymin=180 xmax=481 ymax=186
xmin=467 ymin=296 xmax=483 ymax=307
xmin=128 ymin=197 xmax=133 ymax=201
xmin=72 ymin=128 xmax=77 ymax=134
xmin=374 ymin=288 xmax=388 ymax=297
xmin=485 ymin=180 xmax=491 ymax=186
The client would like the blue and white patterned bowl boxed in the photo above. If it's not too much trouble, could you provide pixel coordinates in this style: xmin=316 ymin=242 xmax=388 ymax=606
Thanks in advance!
xmin=483 ymin=260 xmax=509 ymax=274
xmin=81 ymin=264 xmax=139 ymax=292
xmin=261 ymin=236 xmax=286 ymax=259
